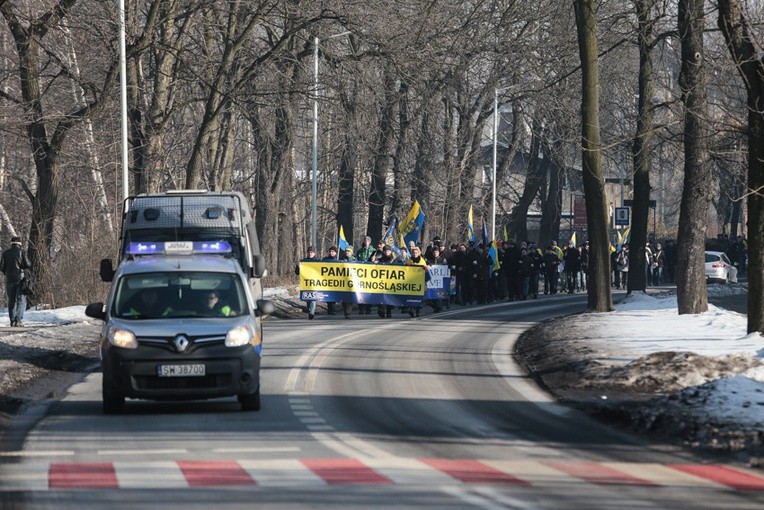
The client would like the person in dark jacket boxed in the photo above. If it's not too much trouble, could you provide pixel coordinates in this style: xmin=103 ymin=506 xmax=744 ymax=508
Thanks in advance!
xmin=543 ymin=245 xmax=560 ymax=295
xmin=375 ymin=245 xmax=398 ymax=318
xmin=321 ymin=246 xmax=339 ymax=315
xmin=473 ymin=244 xmax=493 ymax=304
xmin=295 ymin=246 xmax=319 ymax=319
xmin=0 ymin=236 xmax=32 ymax=327
xmin=563 ymin=241 xmax=580 ymax=294
xmin=502 ymin=240 xmax=522 ymax=301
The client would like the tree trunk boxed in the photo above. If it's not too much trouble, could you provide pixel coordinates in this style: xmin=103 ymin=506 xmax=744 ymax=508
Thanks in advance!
xmin=676 ymin=0 xmax=711 ymax=314
xmin=390 ymin=81 xmax=409 ymax=217
xmin=1 ymin=0 xmax=81 ymax=302
xmin=507 ymin=124 xmax=545 ymax=243
xmin=628 ymin=0 xmax=656 ymax=293
xmin=63 ymin=25 xmax=114 ymax=234
xmin=366 ymin=70 xmax=396 ymax=241
xmin=718 ymin=0 xmax=764 ymax=333
xmin=574 ymin=0 xmax=613 ymax=312
xmin=539 ymin=136 xmax=564 ymax=247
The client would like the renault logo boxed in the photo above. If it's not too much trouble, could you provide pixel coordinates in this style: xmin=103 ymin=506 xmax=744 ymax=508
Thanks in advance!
xmin=173 ymin=335 xmax=190 ymax=353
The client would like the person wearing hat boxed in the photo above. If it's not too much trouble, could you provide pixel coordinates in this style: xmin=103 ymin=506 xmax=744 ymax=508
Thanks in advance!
xmin=405 ymin=245 xmax=426 ymax=317
xmin=296 ymin=246 xmax=319 ymax=319
xmin=375 ymin=245 xmax=397 ymax=318
xmin=355 ymin=237 xmax=375 ymax=315
xmin=0 ymin=236 xmax=32 ymax=327
xmin=341 ymin=247 xmax=356 ymax=319
xmin=322 ymin=246 xmax=340 ymax=315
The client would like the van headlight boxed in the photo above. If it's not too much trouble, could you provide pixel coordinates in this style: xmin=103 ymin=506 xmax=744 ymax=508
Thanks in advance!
xmin=108 ymin=328 xmax=137 ymax=349
xmin=226 ymin=324 xmax=260 ymax=347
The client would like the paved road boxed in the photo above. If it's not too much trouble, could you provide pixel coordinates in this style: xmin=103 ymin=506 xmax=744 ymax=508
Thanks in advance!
xmin=1 ymin=293 xmax=762 ymax=509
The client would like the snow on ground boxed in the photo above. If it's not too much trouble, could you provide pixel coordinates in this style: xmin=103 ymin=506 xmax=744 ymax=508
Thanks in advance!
xmin=572 ymin=284 xmax=763 ymax=430
xmin=5 ymin=283 xmax=762 ymax=432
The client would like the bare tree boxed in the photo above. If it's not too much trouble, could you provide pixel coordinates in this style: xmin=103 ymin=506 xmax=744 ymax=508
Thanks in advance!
xmin=675 ymin=0 xmax=712 ymax=314
xmin=0 ymin=0 xmax=118 ymax=299
xmin=628 ymin=0 xmax=657 ymax=293
xmin=718 ymin=0 xmax=764 ymax=333
xmin=574 ymin=0 xmax=613 ymax=312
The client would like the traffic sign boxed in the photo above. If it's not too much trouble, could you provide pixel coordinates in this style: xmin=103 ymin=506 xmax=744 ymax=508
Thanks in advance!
xmin=615 ymin=207 xmax=630 ymax=226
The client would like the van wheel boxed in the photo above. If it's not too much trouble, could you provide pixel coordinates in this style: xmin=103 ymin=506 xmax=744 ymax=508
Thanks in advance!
xmin=103 ymin=394 xmax=125 ymax=414
xmin=238 ymin=389 xmax=261 ymax=411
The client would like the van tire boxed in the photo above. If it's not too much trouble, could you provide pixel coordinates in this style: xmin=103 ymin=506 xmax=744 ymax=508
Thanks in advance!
xmin=239 ymin=388 xmax=261 ymax=411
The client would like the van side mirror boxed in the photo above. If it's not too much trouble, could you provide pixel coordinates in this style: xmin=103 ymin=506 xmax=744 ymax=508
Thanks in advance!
xmin=85 ymin=302 xmax=106 ymax=321
xmin=255 ymin=299 xmax=274 ymax=317
xmin=252 ymin=254 xmax=266 ymax=278
xmin=99 ymin=259 xmax=115 ymax=282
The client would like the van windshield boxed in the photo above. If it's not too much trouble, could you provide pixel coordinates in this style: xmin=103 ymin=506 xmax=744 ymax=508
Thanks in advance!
xmin=113 ymin=272 xmax=248 ymax=319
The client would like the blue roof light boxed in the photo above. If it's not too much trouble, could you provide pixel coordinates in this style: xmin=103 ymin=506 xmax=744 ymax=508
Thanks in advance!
xmin=125 ymin=241 xmax=231 ymax=256
xmin=194 ymin=241 xmax=232 ymax=254
xmin=126 ymin=242 xmax=164 ymax=255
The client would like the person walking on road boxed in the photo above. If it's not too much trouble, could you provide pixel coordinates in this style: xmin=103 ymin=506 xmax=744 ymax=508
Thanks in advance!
xmin=0 ymin=236 xmax=32 ymax=327
xmin=322 ymin=246 xmax=339 ymax=316
xmin=563 ymin=241 xmax=580 ymax=294
xmin=295 ymin=246 xmax=319 ymax=319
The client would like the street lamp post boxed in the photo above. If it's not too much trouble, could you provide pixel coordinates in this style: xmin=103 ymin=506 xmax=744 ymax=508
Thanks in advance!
xmin=311 ymin=37 xmax=318 ymax=248
xmin=119 ymin=0 xmax=128 ymax=201
xmin=311 ymin=31 xmax=350 ymax=249
xmin=492 ymin=88 xmax=499 ymax=242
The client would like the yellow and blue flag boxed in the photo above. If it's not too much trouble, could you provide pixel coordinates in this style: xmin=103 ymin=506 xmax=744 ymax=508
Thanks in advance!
xmin=570 ymin=232 xmax=577 ymax=248
xmin=481 ymin=218 xmax=489 ymax=247
xmin=622 ymin=226 xmax=631 ymax=244
xmin=382 ymin=219 xmax=401 ymax=257
xmin=467 ymin=205 xmax=476 ymax=244
xmin=400 ymin=200 xmax=425 ymax=247
xmin=489 ymin=239 xmax=501 ymax=273
xmin=338 ymin=225 xmax=349 ymax=252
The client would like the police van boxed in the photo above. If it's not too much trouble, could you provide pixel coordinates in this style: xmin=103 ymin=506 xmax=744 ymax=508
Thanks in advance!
xmin=89 ymin=190 xmax=272 ymax=414
xmin=86 ymin=240 xmax=273 ymax=414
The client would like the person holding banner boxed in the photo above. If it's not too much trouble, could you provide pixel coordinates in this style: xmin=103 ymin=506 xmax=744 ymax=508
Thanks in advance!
xmin=296 ymin=246 xmax=319 ymax=319
xmin=406 ymin=246 xmax=426 ymax=317
xmin=426 ymin=245 xmax=448 ymax=312
xmin=375 ymin=245 xmax=397 ymax=318
xmin=322 ymin=246 xmax=339 ymax=315
xmin=356 ymin=237 xmax=375 ymax=315
xmin=341 ymin=246 xmax=356 ymax=318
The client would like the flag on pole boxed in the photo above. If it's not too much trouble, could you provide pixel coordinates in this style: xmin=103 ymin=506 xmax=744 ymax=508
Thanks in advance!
xmin=400 ymin=200 xmax=425 ymax=247
xmin=467 ymin=205 xmax=476 ymax=244
xmin=622 ymin=226 xmax=631 ymax=243
xmin=617 ymin=229 xmax=624 ymax=245
xmin=481 ymin=218 xmax=489 ymax=247
xmin=382 ymin=218 xmax=401 ymax=257
xmin=489 ymin=239 xmax=501 ymax=273
xmin=570 ymin=232 xmax=577 ymax=247
xmin=503 ymin=225 xmax=509 ymax=242
xmin=338 ymin=225 xmax=349 ymax=252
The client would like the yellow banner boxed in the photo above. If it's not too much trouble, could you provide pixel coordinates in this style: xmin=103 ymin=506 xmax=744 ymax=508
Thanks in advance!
xmin=299 ymin=261 xmax=426 ymax=295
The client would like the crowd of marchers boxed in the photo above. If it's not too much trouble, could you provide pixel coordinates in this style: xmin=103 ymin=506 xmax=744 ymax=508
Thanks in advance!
xmin=295 ymin=232 xmax=749 ymax=321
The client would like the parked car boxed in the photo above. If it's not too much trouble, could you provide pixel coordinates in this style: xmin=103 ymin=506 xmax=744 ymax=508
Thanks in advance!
xmin=705 ymin=251 xmax=738 ymax=284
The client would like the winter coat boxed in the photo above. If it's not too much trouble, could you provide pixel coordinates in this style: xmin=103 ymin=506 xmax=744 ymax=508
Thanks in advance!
xmin=0 ymin=244 xmax=31 ymax=283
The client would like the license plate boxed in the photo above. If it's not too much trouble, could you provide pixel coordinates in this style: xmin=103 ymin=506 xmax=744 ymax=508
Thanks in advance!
xmin=157 ymin=364 xmax=206 ymax=377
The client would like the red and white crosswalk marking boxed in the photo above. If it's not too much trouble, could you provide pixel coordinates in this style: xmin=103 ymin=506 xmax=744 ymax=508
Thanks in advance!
xmin=1 ymin=458 xmax=763 ymax=491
